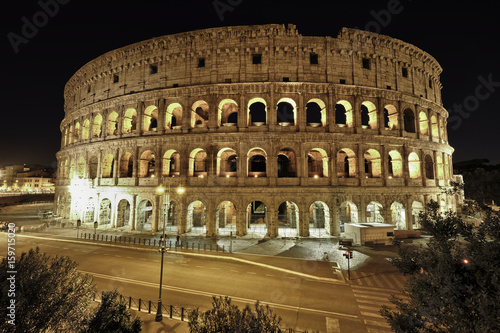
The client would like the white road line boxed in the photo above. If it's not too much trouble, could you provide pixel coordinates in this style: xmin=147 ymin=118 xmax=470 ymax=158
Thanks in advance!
xmin=230 ymin=269 xmax=238 ymax=273
xmin=361 ymin=311 xmax=382 ymax=318
xmin=247 ymin=272 xmax=256 ymax=275
xmin=326 ymin=317 xmax=341 ymax=333
xmin=80 ymin=270 xmax=360 ymax=320
xmin=364 ymin=319 xmax=391 ymax=328
xmin=265 ymin=274 xmax=275 ymax=277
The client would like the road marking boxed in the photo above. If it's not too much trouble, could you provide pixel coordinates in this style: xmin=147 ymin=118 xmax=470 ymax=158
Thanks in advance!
xmin=126 ymin=256 xmax=133 ymax=259
xmin=211 ymin=267 xmax=220 ymax=270
xmin=115 ymin=255 xmax=122 ymax=258
xmin=364 ymin=319 xmax=391 ymax=328
xmin=265 ymin=274 xmax=275 ymax=277
xmin=247 ymin=272 xmax=256 ymax=275
xmin=104 ymin=253 xmax=110 ymax=256
xmin=359 ymin=304 xmax=382 ymax=312
xmin=230 ymin=269 xmax=238 ymax=273
xmin=361 ymin=311 xmax=382 ymax=318
xmin=196 ymin=265 xmax=204 ymax=268
xmin=79 ymin=270 xmax=360 ymax=320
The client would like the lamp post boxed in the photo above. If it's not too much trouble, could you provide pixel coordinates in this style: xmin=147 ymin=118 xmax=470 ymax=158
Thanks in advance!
xmin=155 ymin=177 xmax=184 ymax=322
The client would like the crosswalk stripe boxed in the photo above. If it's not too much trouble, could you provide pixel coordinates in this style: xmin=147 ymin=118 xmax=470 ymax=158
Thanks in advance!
xmin=354 ymin=294 xmax=390 ymax=302
xmin=379 ymin=274 xmax=397 ymax=289
xmin=387 ymin=274 xmax=405 ymax=289
xmin=364 ymin=319 xmax=391 ymax=328
xmin=361 ymin=311 xmax=383 ymax=318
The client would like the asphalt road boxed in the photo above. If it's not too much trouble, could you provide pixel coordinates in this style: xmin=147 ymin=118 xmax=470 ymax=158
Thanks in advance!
xmin=0 ymin=204 xmax=400 ymax=332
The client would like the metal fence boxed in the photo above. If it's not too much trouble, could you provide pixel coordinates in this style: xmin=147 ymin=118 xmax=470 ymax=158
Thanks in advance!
xmin=92 ymin=293 xmax=315 ymax=332
xmin=79 ymin=232 xmax=226 ymax=253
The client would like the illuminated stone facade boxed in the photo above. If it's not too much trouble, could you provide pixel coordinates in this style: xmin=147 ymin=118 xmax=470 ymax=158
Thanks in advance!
xmin=56 ymin=24 xmax=456 ymax=238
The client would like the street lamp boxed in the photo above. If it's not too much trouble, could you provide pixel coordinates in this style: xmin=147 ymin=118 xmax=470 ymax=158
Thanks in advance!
xmin=155 ymin=176 xmax=184 ymax=322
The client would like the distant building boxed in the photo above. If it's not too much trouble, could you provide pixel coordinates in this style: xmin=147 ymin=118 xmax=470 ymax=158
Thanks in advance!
xmin=0 ymin=165 xmax=55 ymax=193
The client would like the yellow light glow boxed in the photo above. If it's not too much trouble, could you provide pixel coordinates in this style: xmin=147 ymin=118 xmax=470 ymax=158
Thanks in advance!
xmin=156 ymin=186 xmax=165 ymax=194
xmin=388 ymin=176 xmax=393 ymax=179
xmin=199 ymin=175 xmax=204 ymax=178
xmin=254 ymin=175 xmax=258 ymax=178
xmin=177 ymin=187 xmax=185 ymax=194
xmin=226 ymin=175 xmax=230 ymax=178
xmin=314 ymin=175 xmax=319 ymax=179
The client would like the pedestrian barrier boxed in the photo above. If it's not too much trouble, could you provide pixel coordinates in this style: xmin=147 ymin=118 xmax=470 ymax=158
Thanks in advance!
xmin=79 ymin=232 xmax=225 ymax=254
xmin=91 ymin=292 xmax=314 ymax=332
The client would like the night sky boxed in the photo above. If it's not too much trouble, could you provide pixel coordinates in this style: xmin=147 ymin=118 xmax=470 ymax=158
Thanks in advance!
xmin=2 ymin=0 xmax=499 ymax=168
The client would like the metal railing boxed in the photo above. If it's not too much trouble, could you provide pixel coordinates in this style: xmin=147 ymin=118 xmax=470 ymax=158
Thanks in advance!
xmin=79 ymin=232 xmax=226 ymax=253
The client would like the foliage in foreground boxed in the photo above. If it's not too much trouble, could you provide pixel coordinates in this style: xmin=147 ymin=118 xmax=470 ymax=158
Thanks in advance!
xmin=0 ymin=247 xmax=141 ymax=332
xmin=83 ymin=290 xmax=142 ymax=333
xmin=188 ymin=296 xmax=283 ymax=333
xmin=380 ymin=201 xmax=500 ymax=333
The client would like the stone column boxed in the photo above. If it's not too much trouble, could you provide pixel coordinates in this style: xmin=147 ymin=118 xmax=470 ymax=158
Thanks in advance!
xmin=130 ymin=194 xmax=137 ymax=231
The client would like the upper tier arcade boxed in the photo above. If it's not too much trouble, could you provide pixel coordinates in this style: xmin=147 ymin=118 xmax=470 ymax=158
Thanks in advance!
xmin=64 ymin=24 xmax=443 ymax=115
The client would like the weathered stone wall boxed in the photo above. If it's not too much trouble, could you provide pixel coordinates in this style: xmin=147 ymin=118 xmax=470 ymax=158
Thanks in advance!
xmin=56 ymin=25 xmax=455 ymax=238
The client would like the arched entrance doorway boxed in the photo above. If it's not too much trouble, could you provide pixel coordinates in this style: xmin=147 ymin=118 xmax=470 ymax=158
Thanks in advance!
xmin=277 ymin=201 xmax=299 ymax=237
xmin=99 ymin=198 xmax=112 ymax=225
xmin=339 ymin=201 xmax=358 ymax=233
xmin=309 ymin=201 xmax=330 ymax=237
xmin=216 ymin=201 xmax=237 ymax=235
xmin=391 ymin=202 xmax=406 ymax=230
xmin=116 ymin=199 xmax=131 ymax=228
xmin=187 ymin=201 xmax=206 ymax=234
xmin=246 ymin=201 xmax=267 ymax=236
xmin=137 ymin=200 xmax=153 ymax=231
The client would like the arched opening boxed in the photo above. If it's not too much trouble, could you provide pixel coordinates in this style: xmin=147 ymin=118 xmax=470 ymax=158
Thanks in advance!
xmin=248 ymin=98 xmax=267 ymax=126
xmin=366 ymin=201 xmax=384 ymax=223
xmin=191 ymin=101 xmax=209 ymax=128
xmin=306 ymin=99 xmax=325 ymax=127
xmin=92 ymin=114 xmax=102 ymax=138
xmin=116 ymin=199 xmax=131 ymax=227
xmin=384 ymin=105 xmax=398 ymax=130
xmin=388 ymin=150 xmax=403 ymax=178
xmin=217 ymin=148 xmax=237 ymax=177
xmin=99 ymin=198 xmax=112 ymax=225
xmin=431 ymin=115 xmax=439 ymax=139
xmin=216 ymin=201 xmax=237 ymax=235
xmin=403 ymin=108 xmax=416 ymax=133
xmin=409 ymin=152 xmax=421 ymax=179
xmin=123 ymin=108 xmax=137 ymax=133
xmin=83 ymin=198 xmax=95 ymax=223
xmin=107 ymin=111 xmax=119 ymax=135
xmin=277 ymin=148 xmax=297 ymax=177
xmin=391 ymin=202 xmax=406 ymax=230
xmin=159 ymin=200 xmax=178 ymax=233
xmin=335 ymin=100 xmax=353 ymax=127
xmin=439 ymin=118 xmax=445 ymax=141
xmin=276 ymin=98 xmax=296 ymax=126
xmin=68 ymin=124 xmax=74 ymax=144
xmin=362 ymin=101 xmax=378 ymax=129
xmin=309 ymin=201 xmax=330 ymax=236
xmin=189 ymin=149 xmax=208 ymax=177
xmin=187 ymin=201 xmax=206 ymax=234
xmin=412 ymin=201 xmax=424 ymax=229
xmin=425 ymin=155 xmax=434 ymax=179
xmin=119 ymin=153 xmax=133 ymax=178
xmin=63 ymin=128 xmax=68 ymax=146
xmin=278 ymin=201 xmax=299 ymax=237
xmin=166 ymin=103 xmax=183 ymax=129
xmin=143 ymin=106 xmax=158 ymax=132
xmin=248 ymin=148 xmax=266 ymax=177
xmin=218 ymin=99 xmax=238 ymax=127
xmin=307 ymin=149 xmax=328 ymax=177
xmin=138 ymin=150 xmax=155 ymax=178
xmin=246 ymin=201 xmax=267 ymax=235
xmin=339 ymin=201 xmax=358 ymax=233
xmin=364 ymin=149 xmax=381 ymax=178
xmin=419 ymin=112 xmax=429 ymax=135
xmin=137 ymin=200 xmax=153 ymax=231
xmin=436 ymin=155 xmax=444 ymax=180
xmin=77 ymin=157 xmax=86 ymax=179
xmin=82 ymin=119 xmax=90 ymax=140
xmin=337 ymin=149 xmax=356 ymax=178
xmin=162 ymin=150 xmax=180 ymax=177
xmin=74 ymin=122 xmax=80 ymax=142
xmin=101 ymin=154 xmax=114 ymax=178
xmin=88 ymin=156 xmax=98 ymax=179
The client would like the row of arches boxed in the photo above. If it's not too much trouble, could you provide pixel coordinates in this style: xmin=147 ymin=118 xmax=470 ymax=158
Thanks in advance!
xmin=66 ymin=196 xmax=429 ymax=236
xmin=59 ymin=147 xmax=452 ymax=182
xmin=61 ymin=98 xmax=447 ymax=146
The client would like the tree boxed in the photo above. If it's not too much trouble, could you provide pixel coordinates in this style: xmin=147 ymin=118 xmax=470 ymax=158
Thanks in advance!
xmin=380 ymin=201 xmax=500 ymax=333
xmin=0 ymin=247 xmax=96 ymax=333
xmin=83 ymin=290 xmax=142 ymax=333
xmin=188 ymin=296 xmax=283 ymax=333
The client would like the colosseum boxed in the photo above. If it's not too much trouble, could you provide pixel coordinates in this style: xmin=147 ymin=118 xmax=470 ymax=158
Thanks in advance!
xmin=56 ymin=24 xmax=457 ymax=239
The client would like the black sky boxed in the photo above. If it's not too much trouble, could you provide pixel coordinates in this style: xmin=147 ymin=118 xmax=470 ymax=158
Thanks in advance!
xmin=1 ymin=0 xmax=499 ymax=168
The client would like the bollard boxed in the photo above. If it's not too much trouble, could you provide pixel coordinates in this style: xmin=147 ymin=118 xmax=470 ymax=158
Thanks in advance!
xmin=106 ymin=235 xmax=108 ymax=241
xmin=210 ymin=244 xmax=212 ymax=251
xmin=181 ymin=308 xmax=184 ymax=321
xmin=222 ymin=245 xmax=225 ymax=252
xmin=198 ymin=243 xmax=200 ymax=250
xmin=133 ymin=238 xmax=136 ymax=244
xmin=148 ymin=301 xmax=151 ymax=313
xmin=170 ymin=305 xmax=173 ymax=318
xmin=93 ymin=234 xmax=95 ymax=240
xmin=216 ymin=244 xmax=218 ymax=252
xmin=148 ymin=239 xmax=151 ymax=246
xmin=192 ymin=242 xmax=194 ymax=250
xmin=138 ymin=299 xmax=141 ymax=311
xmin=129 ymin=297 xmax=132 ymax=309
xmin=169 ymin=240 xmax=171 ymax=247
